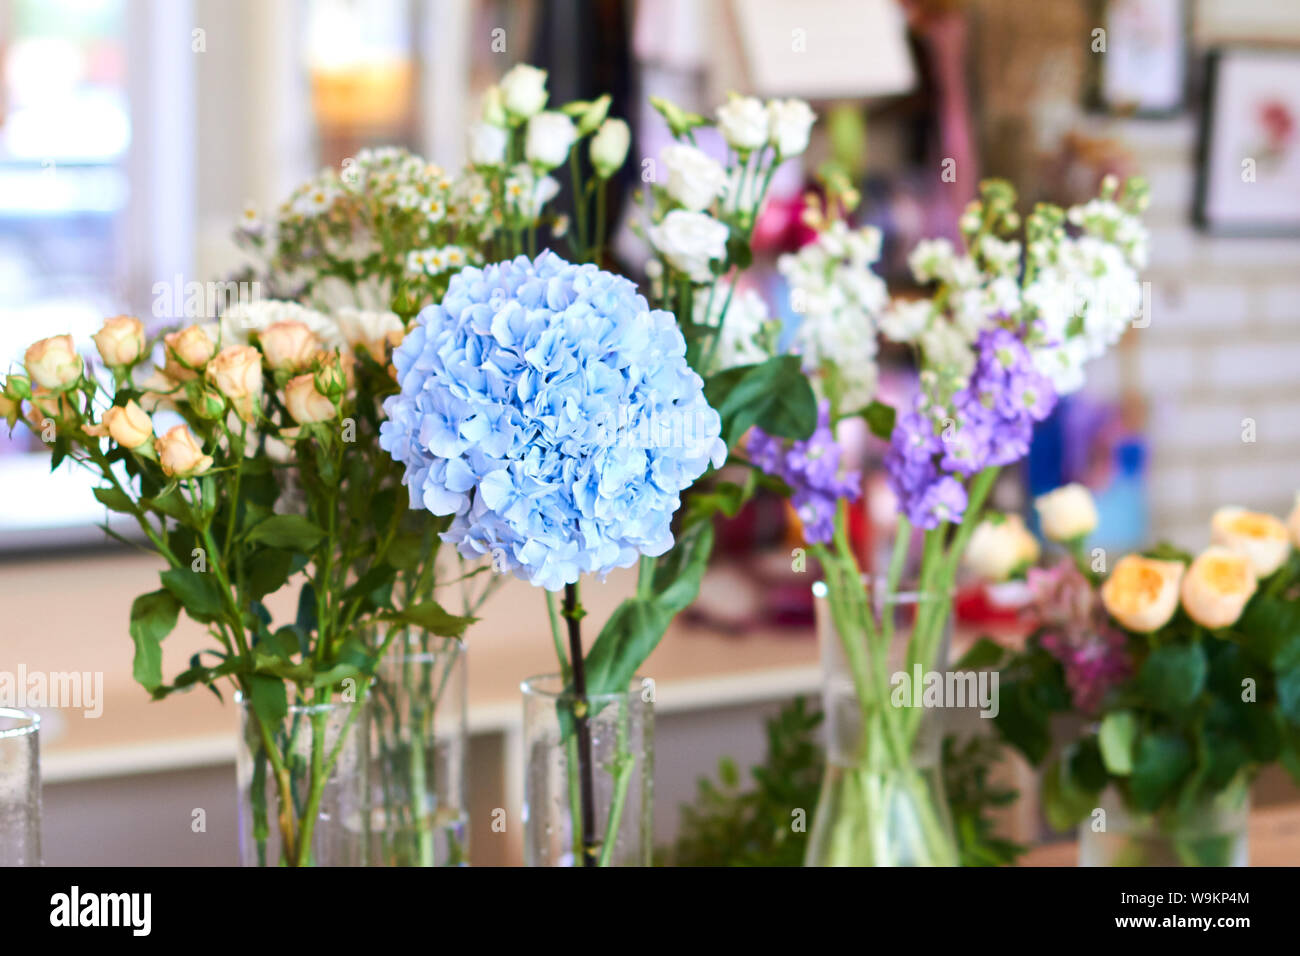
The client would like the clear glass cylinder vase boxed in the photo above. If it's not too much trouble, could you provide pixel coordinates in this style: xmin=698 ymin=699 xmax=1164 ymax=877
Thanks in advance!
xmin=360 ymin=633 xmax=468 ymax=866
xmin=0 ymin=709 xmax=41 ymax=866
xmin=236 ymin=692 xmax=368 ymax=866
xmin=521 ymin=674 xmax=653 ymax=867
xmin=1079 ymin=779 xmax=1250 ymax=867
xmin=805 ymin=579 xmax=959 ymax=867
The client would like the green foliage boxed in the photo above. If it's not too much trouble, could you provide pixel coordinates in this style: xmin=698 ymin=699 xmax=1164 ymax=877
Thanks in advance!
xmin=942 ymin=734 xmax=1025 ymax=867
xmin=704 ymin=355 xmax=818 ymax=446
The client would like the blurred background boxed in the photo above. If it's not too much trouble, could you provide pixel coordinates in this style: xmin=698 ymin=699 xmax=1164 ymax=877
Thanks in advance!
xmin=4 ymin=0 xmax=1300 ymax=864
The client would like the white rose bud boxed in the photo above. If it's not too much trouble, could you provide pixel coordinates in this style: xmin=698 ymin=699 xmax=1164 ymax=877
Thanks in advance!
xmin=258 ymin=320 xmax=319 ymax=372
xmin=163 ymin=324 xmax=217 ymax=381
xmin=1034 ymin=483 xmax=1099 ymax=543
xmin=284 ymin=372 xmax=336 ymax=424
xmin=589 ymin=118 xmax=630 ymax=179
xmin=1180 ymin=546 xmax=1257 ymax=630
xmin=102 ymin=400 xmax=154 ymax=449
xmin=716 ymin=93 xmax=768 ymax=152
xmin=481 ymin=84 xmax=507 ymax=127
xmin=468 ymin=121 xmax=508 ymax=167
xmin=1100 ymin=554 xmax=1185 ymax=633
xmin=1210 ymin=506 xmax=1290 ymax=577
xmin=206 ymin=344 xmax=264 ymax=422
xmin=662 ymin=143 xmax=727 ymax=212
xmin=767 ymin=98 xmax=815 ymax=157
xmin=25 ymin=334 xmax=83 ymax=390
xmin=524 ymin=111 xmax=577 ymax=170
xmin=500 ymin=64 xmax=548 ymax=121
xmin=156 ymin=424 xmax=214 ymax=477
xmin=92 ymin=315 xmax=146 ymax=368
xmin=647 ymin=210 xmax=729 ymax=283
xmin=964 ymin=514 xmax=1040 ymax=582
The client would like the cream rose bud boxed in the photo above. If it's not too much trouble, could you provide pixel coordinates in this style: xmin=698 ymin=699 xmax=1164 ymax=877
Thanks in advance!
xmin=92 ymin=315 xmax=146 ymax=367
xmin=500 ymin=64 xmax=548 ymax=120
xmin=284 ymin=373 xmax=336 ymax=423
xmin=1210 ymin=506 xmax=1290 ymax=577
xmin=524 ymin=111 xmax=577 ymax=169
xmin=1034 ymin=483 xmax=1099 ymax=543
xmin=468 ymin=121 xmax=508 ymax=167
xmin=716 ymin=94 xmax=768 ymax=152
xmin=156 ymin=424 xmax=214 ymax=477
xmin=206 ymin=344 xmax=264 ymax=421
xmin=258 ymin=320 xmax=319 ymax=372
xmin=163 ymin=324 xmax=216 ymax=380
xmin=767 ymin=98 xmax=815 ymax=157
xmin=1100 ymin=554 xmax=1185 ymax=633
xmin=337 ymin=308 xmax=404 ymax=359
xmin=647 ymin=210 xmax=729 ymax=283
xmin=1180 ymin=546 xmax=1257 ymax=630
xmin=662 ymin=143 xmax=727 ymax=212
xmin=589 ymin=118 xmax=630 ymax=179
xmin=102 ymin=400 xmax=153 ymax=449
xmin=24 ymin=334 xmax=83 ymax=390
xmin=964 ymin=514 xmax=1040 ymax=582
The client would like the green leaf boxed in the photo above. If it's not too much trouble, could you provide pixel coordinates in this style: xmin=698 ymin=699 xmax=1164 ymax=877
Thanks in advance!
xmin=1129 ymin=732 xmax=1194 ymax=812
xmin=142 ymin=486 xmax=190 ymax=522
xmin=342 ymin=562 xmax=397 ymax=614
xmin=160 ymin=567 xmax=226 ymax=623
xmin=383 ymin=600 xmax=475 ymax=638
xmin=248 ymin=674 xmax=287 ymax=727
xmin=1138 ymin=643 xmax=1207 ymax=713
xmin=1098 ymin=711 xmax=1137 ymax=775
xmin=861 ymin=400 xmax=896 ymax=441
xmin=1277 ymin=665 xmax=1300 ymax=727
xmin=705 ymin=355 xmax=817 ymax=446
xmin=955 ymin=637 xmax=1005 ymax=670
xmin=1040 ymin=753 xmax=1099 ymax=831
xmin=243 ymin=548 xmax=305 ymax=602
xmin=992 ymin=680 xmax=1053 ymax=764
xmin=93 ymin=485 xmax=136 ymax=514
xmin=129 ymin=589 xmax=181 ymax=691
xmin=246 ymin=514 xmax=326 ymax=551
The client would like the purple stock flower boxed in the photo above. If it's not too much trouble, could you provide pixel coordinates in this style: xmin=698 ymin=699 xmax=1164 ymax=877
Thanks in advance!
xmin=747 ymin=401 xmax=861 ymax=545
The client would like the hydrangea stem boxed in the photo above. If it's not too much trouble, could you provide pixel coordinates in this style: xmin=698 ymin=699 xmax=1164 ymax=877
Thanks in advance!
xmin=563 ymin=582 xmax=599 ymax=866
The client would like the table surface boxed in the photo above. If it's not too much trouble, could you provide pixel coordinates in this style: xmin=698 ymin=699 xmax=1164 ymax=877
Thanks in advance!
xmin=1020 ymin=803 xmax=1300 ymax=866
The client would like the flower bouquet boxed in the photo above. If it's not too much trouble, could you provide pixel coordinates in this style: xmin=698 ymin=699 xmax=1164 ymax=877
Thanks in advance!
xmin=737 ymin=175 xmax=1150 ymax=865
xmin=984 ymin=493 xmax=1300 ymax=866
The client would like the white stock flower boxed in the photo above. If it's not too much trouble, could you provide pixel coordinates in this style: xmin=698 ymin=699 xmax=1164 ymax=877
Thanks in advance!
xmin=648 ymin=210 xmax=729 ymax=283
xmin=716 ymin=94 xmax=768 ymax=152
xmin=881 ymin=299 xmax=933 ymax=343
xmin=524 ymin=111 xmax=577 ymax=169
xmin=662 ymin=143 xmax=727 ymax=212
xmin=695 ymin=281 xmax=772 ymax=371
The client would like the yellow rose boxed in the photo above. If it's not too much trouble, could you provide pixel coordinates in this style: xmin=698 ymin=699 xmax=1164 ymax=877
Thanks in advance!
xmin=1034 ymin=483 xmax=1098 ymax=543
xmin=258 ymin=320 xmax=320 ymax=372
xmin=92 ymin=315 xmax=146 ymax=367
xmin=102 ymin=400 xmax=154 ymax=449
xmin=284 ymin=373 xmax=336 ymax=424
xmin=206 ymin=344 xmax=264 ymax=422
xmin=156 ymin=424 xmax=214 ymax=477
xmin=1210 ymin=506 xmax=1289 ymax=577
xmin=1100 ymin=554 xmax=1185 ymax=633
xmin=1180 ymin=546 xmax=1256 ymax=630
xmin=964 ymin=514 xmax=1040 ymax=581
xmin=25 ymin=334 xmax=83 ymax=390
xmin=163 ymin=325 xmax=217 ymax=381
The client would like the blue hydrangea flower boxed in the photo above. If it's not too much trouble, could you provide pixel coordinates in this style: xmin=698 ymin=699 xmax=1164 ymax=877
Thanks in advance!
xmin=380 ymin=251 xmax=727 ymax=590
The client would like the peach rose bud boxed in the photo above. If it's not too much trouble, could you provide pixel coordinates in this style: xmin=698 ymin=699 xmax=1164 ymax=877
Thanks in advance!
xmin=103 ymin=400 xmax=154 ymax=449
xmin=258 ymin=320 xmax=320 ymax=372
xmin=284 ymin=373 xmax=336 ymax=424
xmin=1100 ymin=554 xmax=1185 ymax=633
xmin=1210 ymin=506 xmax=1290 ymax=578
xmin=1180 ymin=546 xmax=1257 ymax=630
xmin=93 ymin=315 xmax=146 ymax=367
xmin=163 ymin=325 xmax=217 ymax=380
xmin=206 ymin=344 xmax=264 ymax=422
xmin=1034 ymin=483 xmax=1098 ymax=543
xmin=964 ymin=513 xmax=1040 ymax=582
xmin=25 ymin=334 xmax=83 ymax=390
xmin=156 ymin=424 xmax=214 ymax=477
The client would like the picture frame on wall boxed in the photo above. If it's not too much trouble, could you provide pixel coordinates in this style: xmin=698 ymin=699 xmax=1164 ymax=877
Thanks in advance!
xmin=1195 ymin=47 xmax=1300 ymax=236
xmin=1092 ymin=0 xmax=1190 ymax=117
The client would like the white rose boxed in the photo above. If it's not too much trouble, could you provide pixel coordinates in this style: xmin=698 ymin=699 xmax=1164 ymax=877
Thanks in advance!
xmin=716 ymin=94 xmax=768 ymax=152
xmin=1180 ymin=546 xmax=1257 ymax=630
xmin=1210 ymin=506 xmax=1290 ymax=577
xmin=524 ymin=111 xmax=577 ymax=170
xmin=590 ymin=118 xmax=631 ymax=179
xmin=500 ymin=64 xmax=548 ymax=120
xmin=647 ymin=210 xmax=729 ymax=283
xmin=468 ymin=122 xmax=508 ymax=167
xmin=662 ymin=143 xmax=727 ymax=212
xmin=1035 ymin=483 xmax=1099 ymax=543
xmin=964 ymin=514 xmax=1040 ymax=582
xmin=767 ymin=98 xmax=815 ymax=157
